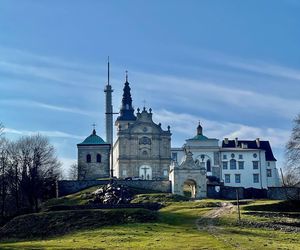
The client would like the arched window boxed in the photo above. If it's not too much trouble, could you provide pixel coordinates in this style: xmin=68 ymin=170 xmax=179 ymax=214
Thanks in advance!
xmin=96 ymin=154 xmax=101 ymax=163
xmin=230 ymin=159 xmax=236 ymax=169
xmin=86 ymin=154 xmax=91 ymax=163
xmin=206 ymin=159 xmax=211 ymax=172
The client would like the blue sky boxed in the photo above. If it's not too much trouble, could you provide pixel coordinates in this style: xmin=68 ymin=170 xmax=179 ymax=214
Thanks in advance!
xmin=1 ymin=0 xmax=300 ymax=175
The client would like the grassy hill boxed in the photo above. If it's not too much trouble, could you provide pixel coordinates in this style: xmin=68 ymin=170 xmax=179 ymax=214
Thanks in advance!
xmin=0 ymin=185 xmax=299 ymax=249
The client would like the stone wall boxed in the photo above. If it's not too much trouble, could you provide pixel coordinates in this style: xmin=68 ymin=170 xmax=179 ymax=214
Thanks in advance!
xmin=267 ymin=187 xmax=300 ymax=200
xmin=207 ymin=185 xmax=300 ymax=200
xmin=57 ymin=180 xmax=172 ymax=197
xmin=207 ymin=185 xmax=244 ymax=199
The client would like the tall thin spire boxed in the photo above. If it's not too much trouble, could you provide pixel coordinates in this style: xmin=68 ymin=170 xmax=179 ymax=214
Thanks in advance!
xmin=107 ymin=56 xmax=110 ymax=86
xmin=125 ymin=70 xmax=128 ymax=82
xmin=104 ymin=58 xmax=113 ymax=145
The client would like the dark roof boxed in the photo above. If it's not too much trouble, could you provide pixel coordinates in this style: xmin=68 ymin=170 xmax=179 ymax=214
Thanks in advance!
xmin=222 ymin=140 xmax=276 ymax=161
xmin=78 ymin=129 xmax=108 ymax=146
xmin=117 ymin=80 xmax=136 ymax=121
xmin=188 ymin=134 xmax=209 ymax=140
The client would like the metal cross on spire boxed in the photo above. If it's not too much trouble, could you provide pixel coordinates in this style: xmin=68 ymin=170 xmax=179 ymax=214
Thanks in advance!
xmin=92 ymin=123 xmax=96 ymax=130
xmin=125 ymin=70 xmax=128 ymax=82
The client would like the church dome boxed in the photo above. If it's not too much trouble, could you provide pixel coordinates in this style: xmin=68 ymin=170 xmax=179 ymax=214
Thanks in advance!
xmin=78 ymin=129 xmax=108 ymax=145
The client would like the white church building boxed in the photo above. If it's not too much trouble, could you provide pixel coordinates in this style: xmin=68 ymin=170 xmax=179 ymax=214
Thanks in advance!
xmin=171 ymin=123 xmax=281 ymax=189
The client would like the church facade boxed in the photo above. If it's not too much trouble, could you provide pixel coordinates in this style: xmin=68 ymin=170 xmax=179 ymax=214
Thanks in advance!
xmin=113 ymin=77 xmax=171 ymax=180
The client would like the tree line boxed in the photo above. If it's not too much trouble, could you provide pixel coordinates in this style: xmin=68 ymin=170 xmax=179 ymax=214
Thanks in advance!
xmin=0 ymin=123 xmax=61 ymax=224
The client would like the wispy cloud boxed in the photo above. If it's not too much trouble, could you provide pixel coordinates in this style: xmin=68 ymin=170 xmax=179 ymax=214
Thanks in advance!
xmin=153 ymin=109 xmax=290 ymax=149
xmin=0 ymin=99 xmax=97 ymax=117
xmin=4 ymin=127 xmax=84 ymax=140
xmin=133 ymin=71 xmax=300 ymax=119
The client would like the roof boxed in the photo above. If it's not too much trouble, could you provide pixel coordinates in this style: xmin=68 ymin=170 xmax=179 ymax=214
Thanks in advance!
xmin=222 ymin=139 xmax=277 ymax=161
xmin=78 ymin=129 xmax=108 ymax=145
xmin=189 ymin=134 xmax=209 ymax=140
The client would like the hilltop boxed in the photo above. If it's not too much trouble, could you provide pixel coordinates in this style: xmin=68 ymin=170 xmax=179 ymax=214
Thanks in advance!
xmin=0 ymin=185 xmax=299 ymax=249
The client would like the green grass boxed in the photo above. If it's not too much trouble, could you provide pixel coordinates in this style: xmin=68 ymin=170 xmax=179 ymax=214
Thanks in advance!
xmin=42 ymin=185 xmax=164 ymax=210
xmin=42 ymin=186 xmax=100 ymax=209
xmin=0 ymin=198 xmax=299 ymax=249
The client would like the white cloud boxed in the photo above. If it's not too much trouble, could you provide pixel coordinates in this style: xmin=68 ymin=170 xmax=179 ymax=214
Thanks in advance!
xmin=0 ymin=99 xmax=97 ymax=117
xmin=153 ymin=109 xmax=290 ymax=149
xmin=133 ymin=71 xmax=300 ymax=119
xmin=4 ymin=127 xmax=84 ymax=140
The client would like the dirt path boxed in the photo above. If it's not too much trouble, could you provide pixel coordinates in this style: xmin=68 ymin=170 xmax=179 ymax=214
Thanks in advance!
xmin=196 ymin=202 xmax=235 ymax=231
xmin=196 ymin=202 xmax=242 ymax=249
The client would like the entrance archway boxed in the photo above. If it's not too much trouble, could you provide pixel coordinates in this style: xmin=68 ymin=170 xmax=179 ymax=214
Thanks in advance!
xmin=183 ymin=179 xmax=197 ymax=198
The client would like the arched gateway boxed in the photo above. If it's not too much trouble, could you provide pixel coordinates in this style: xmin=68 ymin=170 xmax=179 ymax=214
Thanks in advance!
xmin=169 ymin=151 xmax=207 ymax=199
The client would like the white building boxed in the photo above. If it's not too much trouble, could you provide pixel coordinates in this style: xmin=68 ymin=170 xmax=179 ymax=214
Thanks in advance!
xmin=171 ymin=123 xmax=281 ymax=189
xmin=221 ymin=138 xmax=280 ymax=189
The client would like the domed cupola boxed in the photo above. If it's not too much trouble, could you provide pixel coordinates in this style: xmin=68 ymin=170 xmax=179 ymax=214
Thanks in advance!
xmin=78 ymin=129 xmax=107 ymax=145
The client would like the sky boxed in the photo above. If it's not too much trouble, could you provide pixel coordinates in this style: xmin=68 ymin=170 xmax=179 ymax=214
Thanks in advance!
xmin=1 ymin=0 xmax=300 ymax=176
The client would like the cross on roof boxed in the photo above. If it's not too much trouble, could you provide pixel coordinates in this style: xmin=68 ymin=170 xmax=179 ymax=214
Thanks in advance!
xmin=92 ymin=123 xmax=96 ymax=130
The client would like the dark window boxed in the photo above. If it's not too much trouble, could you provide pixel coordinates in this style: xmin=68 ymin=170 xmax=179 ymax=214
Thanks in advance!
xmin=207 ymin=159 xmax=211 ymax=172
xmin=172 ymin=152 xmax=177 ymax=161
xmin=253 ymin=174 xmax=259 ymax=183
xmin=253 ymin=161 xmax=259 ymax=169
xmin=222 ymin=161 xmax=228 ymax=170
xmin=239 ymin=154 xmax=243 ymax=159
xmin=223 ymin=154 xmax=227 ymax=160
xmin=238 ymin=161 xmax=244 ymax=169
xmin=235 ymin=174 xmax=241 ymax=183
xmin=225 ymin=174 xmax=230 ymax=183
xmin=96 ymin=154 xmax=101 ymax=163
xmin=267 ymin=169 xmax=272 ymax=177
xmin=231 ymin=153 xmax=235 ymax=158
xmin=86 ymin=154 xmax=91 ymax=163
xmin=253 ymin=153 xmax=258 ymax=158
xmin=230 ymin=159 xmax=237 ymax=170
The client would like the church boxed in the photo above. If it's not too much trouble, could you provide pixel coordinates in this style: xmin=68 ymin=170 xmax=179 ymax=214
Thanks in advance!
xmin=76 ymin=64 xmax=281 ymax=198
xmin=112 ymin=74 xmax=171 ymax=180
xmin=77 ymin=68 xmax=172 ymax=182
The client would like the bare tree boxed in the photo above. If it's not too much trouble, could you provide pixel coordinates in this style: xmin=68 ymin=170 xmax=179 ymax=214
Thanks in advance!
xmin=16 ymin=134 xmax=62 ymax=211
xmin=0 ymin=138 xmax=9 ymax=220
xmin=285 ymin=114 xmax=300 ymax=186
xmin=68 ymin=163 xmax=78 ymax=180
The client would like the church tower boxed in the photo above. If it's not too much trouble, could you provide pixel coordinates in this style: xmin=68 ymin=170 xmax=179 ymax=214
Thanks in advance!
xmin=104 ymin=59 xmax=113 ymax=145
xmin=115 ymin=72 xmax=136 ymax=130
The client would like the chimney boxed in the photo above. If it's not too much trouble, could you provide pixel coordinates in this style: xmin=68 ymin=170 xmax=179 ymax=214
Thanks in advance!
xmin=224 ymin=138 xmax=229 ymax=144
xmin=256 ymin=138 xmax=260 ymax=148
xmin=235 ymin=137 xmax=238 ymax=147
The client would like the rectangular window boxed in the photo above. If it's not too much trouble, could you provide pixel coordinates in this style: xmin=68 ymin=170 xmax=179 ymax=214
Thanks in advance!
xmin=238 ymin=161 xmax=244 ymax=169
xmin=235 ymin=174 xmax=241 ymax=183
xmin=267 ymin=162 xmax=270 ymax=166
xmin=223 ymin=154 xmax=227 ymax=160
xmin=267 ymin=169 xmax=272 ymax=177
xmin=222 ymin=161 xmax=228 ymax=170
xmin=163 ymin=169 xmax=168 ymax=176
xmin=253 ymin=161 xmax=259 ymax=169
xmin=172 ymin=152 xmax=178 ymax=161
xmin=225 ymin=174 xmax=230 ymax=183
xmin=230 ymin=159 xmax=237 ymax=170
xmin=239 ymin=154 xmax=243 ymax=159
xmin=122 ymin=169 xmax=127 ymax=176
xmin=253 ymin=174 xmax=259 ymax=183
